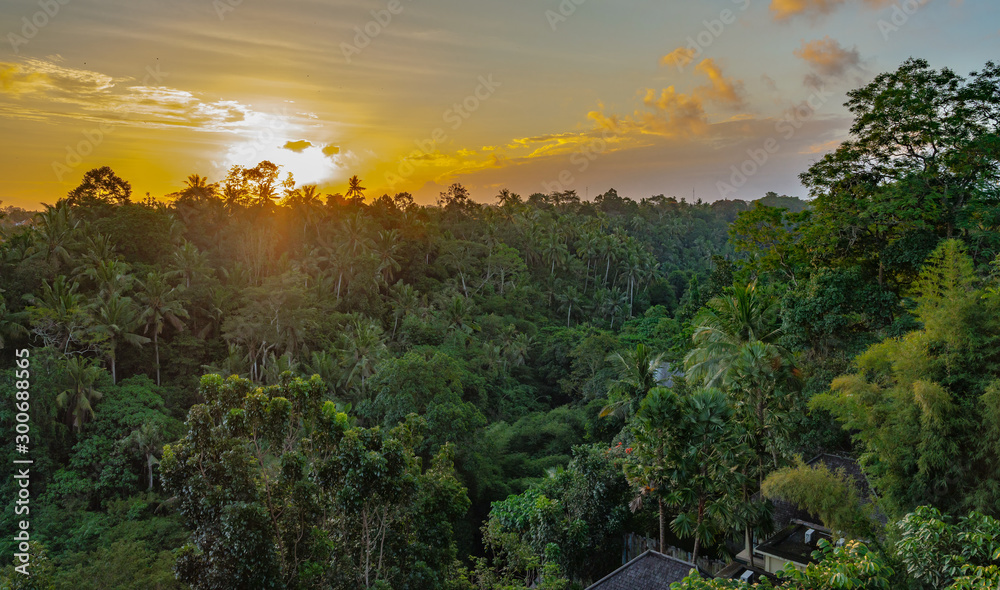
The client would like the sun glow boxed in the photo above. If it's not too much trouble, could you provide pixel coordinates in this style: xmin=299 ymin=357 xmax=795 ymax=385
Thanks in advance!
xmin=215 ymin=105 xmax=346 ymax=188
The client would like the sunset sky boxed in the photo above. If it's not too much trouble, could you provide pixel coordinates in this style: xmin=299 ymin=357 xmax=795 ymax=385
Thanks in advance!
xmin=1 ymin=0 xmax=997 ymax=208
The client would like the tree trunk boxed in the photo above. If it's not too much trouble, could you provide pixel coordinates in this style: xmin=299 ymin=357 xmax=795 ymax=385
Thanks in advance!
xmin=693 ymin=498 xmax=705 ymax=562
xmin=658 ymin=498 xmax=666 ymax=553
xmin=154 ymin=331 xmax=160 ymax=386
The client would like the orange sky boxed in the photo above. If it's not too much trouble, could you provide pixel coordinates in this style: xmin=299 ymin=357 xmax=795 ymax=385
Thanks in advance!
xmin=1 ymin=0 xmax=996 ymax=208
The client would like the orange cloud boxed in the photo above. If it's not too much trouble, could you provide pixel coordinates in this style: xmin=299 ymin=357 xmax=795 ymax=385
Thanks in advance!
xmin=794 ymin=37 xmax=862 ymax=76
xmin=770 ymin=0 xmax=896 ymax=21
xmin=585 ymin=57 xmax=745 ymax=139
xmin=0 ymin=59 xmax=116 ymax=95
xmin=695 ymin=58 xmax=746 ymax=108
xmin=660 ymin=47 xmax=697 ymax=70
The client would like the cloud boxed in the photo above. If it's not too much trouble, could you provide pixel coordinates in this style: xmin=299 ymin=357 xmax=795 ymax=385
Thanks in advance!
xmin=761 ymin=74 xmax=778 ymax=91
xmin=660 ymin=47 xmax=697 ymax=70
xmin=0 ymin=59 xmax=117 ymax=95
xmin=694 ymin=58 xmax=746 ymax=108
xmin=585 ymin=57 xmax=744 ymax=139
xmin=769 ymin=0 xmax=896 ymax=21
xmin=0 ymin=58 xmax=319 ymax=135
xmin=794 ymin=37 xmax=868 ymax=89
xmin=794 ymin=37 xmax=862 ymax=76
xmin=283 ymin=140 xmax=313 ymax=152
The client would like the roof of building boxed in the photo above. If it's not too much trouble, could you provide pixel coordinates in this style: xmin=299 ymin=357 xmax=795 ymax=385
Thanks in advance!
xmin=586 ymin=550 xmax=700 ymax=590
xmin=767 ymin=454 xmax=883 ymax=531
xmin=715 ymin=562 xmax=778 ymax=585
xmin=755 ymin=523 xmax=833 ymax=567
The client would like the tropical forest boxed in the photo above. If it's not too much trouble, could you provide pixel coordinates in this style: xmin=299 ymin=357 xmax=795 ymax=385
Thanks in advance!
xmin=1 ymin=58 xmax=1000 ymax=590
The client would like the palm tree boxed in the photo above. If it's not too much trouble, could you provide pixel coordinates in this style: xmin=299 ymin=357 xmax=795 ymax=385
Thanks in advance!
xmin=440 ymin=242 xmax=477 ymax=298
xmin=345 ymin=175 xmax=366 ymax=203
xmin=136 ymin=272 xmax=189 ymax=385
xmin=684 ymin=281 xmax=797 ymax=567
xmin=0 ymin=297 xmax=27 ymax=350
xmin=57 ymin=357 xmax=106 ymax=432
xmin=374 ymin=229 xmax=402 ymax=285
xmin=495 ymin=188 xmax=522 ymax=208
xmin=501 ymin=329 xmax=532 ymax=374
xmin=81 ymin=259 xmax=133 ymax=297
xmin=389 ymin=282 xmax=420 ymax=339
xmin=601 ymin=343 xmax=668 ymax=419
xmin=122 ymin=422 xmax=164 ymax=490
xmin=24 ymin=275 xmax=88 ymax=353
xmin=172 ymin=240 xmax=211 ymax=289
xmin=340 ymin=212 xmax=374 ymax=256
xmin=94 ymin=293 xmax=149 ymax=383
xmin=303 ymin=350 xmax=341 ymax=395
xmin=443 ymin=295 xmax=478 ymax=337
xmin=173 ymin=174 xmax=218 ymax=202
xmin=541 ymin=231 xmax=569 ymax=277
xmin=556 ymin=285 xmax=583 ymax=327
xmin=337 ymin=317 xmax=386 ymax=400
xmin=31 ymin=202 xmax=79 ymax=268
xmin=81 ymin=231 xmax=117 ymax=267
xmin=683 ymin=280 xmax=787 ymax=389
xmin=286 ymin=184 xmax=326 ymax=238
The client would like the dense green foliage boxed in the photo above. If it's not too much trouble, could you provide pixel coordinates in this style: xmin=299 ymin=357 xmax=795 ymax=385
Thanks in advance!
xmin=1 ymin=58 xmax=999 ymax=589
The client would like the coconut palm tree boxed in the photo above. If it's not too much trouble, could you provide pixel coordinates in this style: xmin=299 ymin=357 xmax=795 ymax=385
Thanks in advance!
xmin=683 ymin=280 xmax=788 ymax=389
xmin=31 ymin=202 xmax=79 ymax=269
xmin=57 ymin=357 xmax=106 ymax=432
xmin=601 ymin=343 xmax=668 ymax=419
xmin=122 ymin=422 xmax=164 ymax=490
xmin=556 ymin=284 xmax=583 ymax=327
xmin=81 ymin=259 xmax=133 ymax=297
xmin=337 ymin=316 xmax=386 ymax=400
xmin=345 ymin=175 xmax=366 ymax=203
xmin=541 ymin=231 xmax=569 ymax=277
xmin=0 ymin=297 xmax=27 ymax=350
xmin=24 ymin=275 xmax=89 ymax=353
xmin=389 ymin=282 xmax=420 ymax=339
xmin=93 ymin=294 xmax=149 ymax=383
xmin=374 ymin=229 xmax=402 ymax=285
xmin=136 ymin=271 xmax=189 ymax=385
xmin=172 ymin=240 xmax=211 ymax=289
xmin=684 ymin=281 xmax=798 ymax=567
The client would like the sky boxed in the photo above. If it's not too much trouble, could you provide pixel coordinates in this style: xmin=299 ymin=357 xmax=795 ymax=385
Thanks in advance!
xmin=0 ymin=0 xmax=997 ymax=208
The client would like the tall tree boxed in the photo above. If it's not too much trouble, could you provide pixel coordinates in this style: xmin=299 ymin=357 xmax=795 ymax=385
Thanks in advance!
xmin=66 ymin=166 xmax=133 ymax=206
xmin=57 ymin=356 xmax=107 ymax=432
xmin=136 ymin=271 xmax=189 ymax=385
xmin=626 ymin=387 xmax=743 ymax=561
xmin=93 ymin=293 xmax=150 ymax=383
